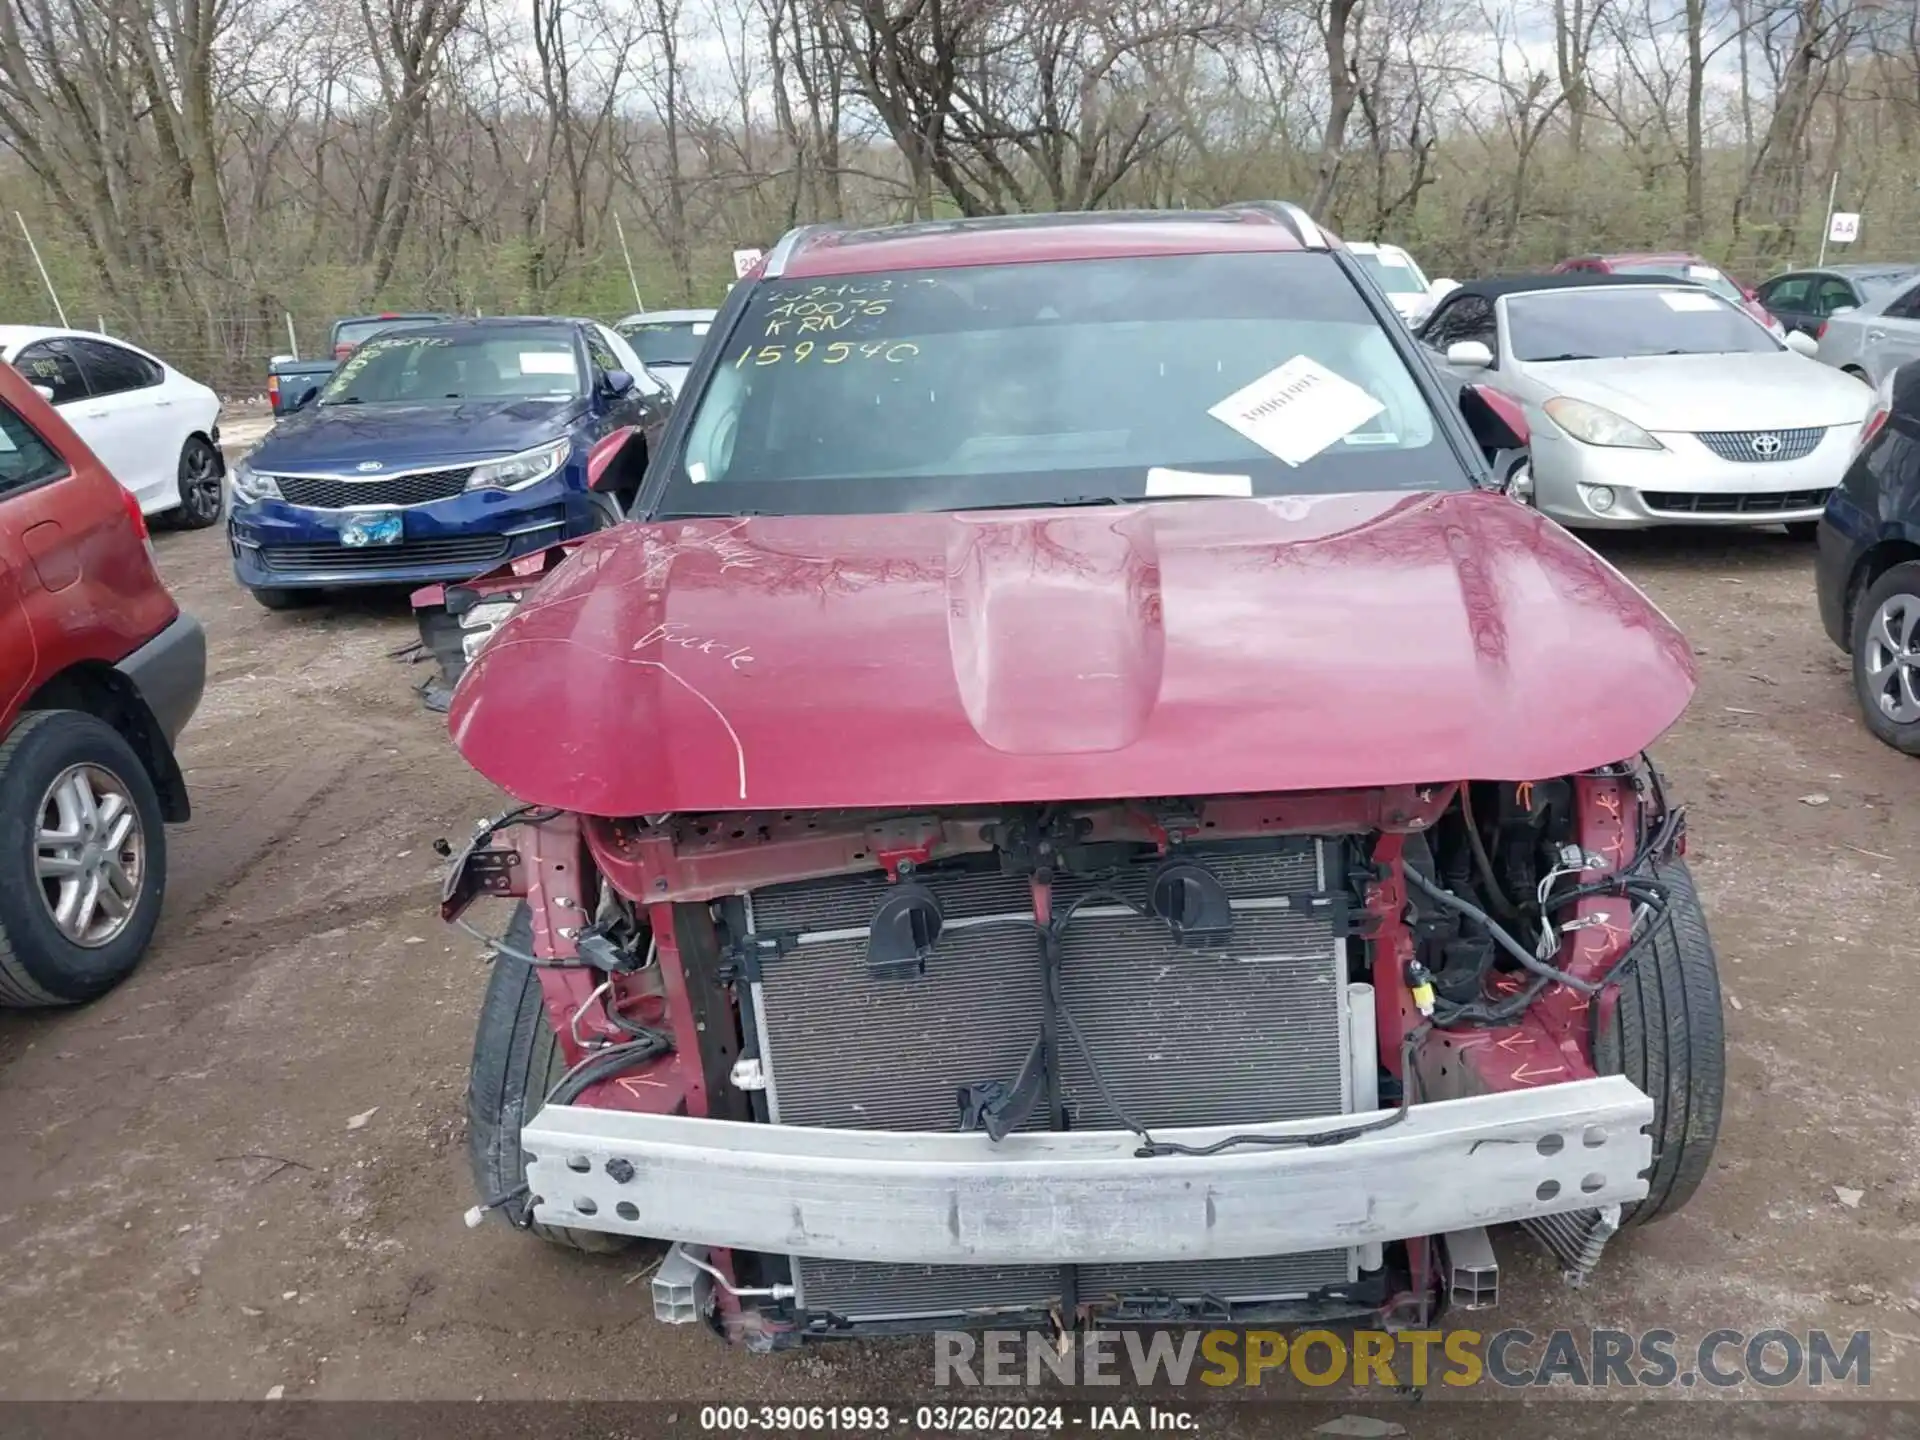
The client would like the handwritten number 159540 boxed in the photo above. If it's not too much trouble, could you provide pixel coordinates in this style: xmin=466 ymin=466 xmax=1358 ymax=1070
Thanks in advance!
xmin=735 ymin=340 xmax=920 ymax=367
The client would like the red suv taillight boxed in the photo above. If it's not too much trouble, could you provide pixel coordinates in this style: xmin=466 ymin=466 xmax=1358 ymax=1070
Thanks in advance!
xmin=333 ymin=343 xmax=353 ymax=361
xmin=120 ymin=485 xmax=149 ymax=543
xmin=267 ymin=373 xmax=281 ymax=404
xmin=1816 ymin=320 xmax=1830 ymax=340
xmin=1858 ymin=403 xmax=1891 ymax=455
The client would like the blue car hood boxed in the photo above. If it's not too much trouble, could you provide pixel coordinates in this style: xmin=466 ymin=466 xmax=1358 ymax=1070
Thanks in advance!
xmin=252 ymin=399 xmax=582 ymax=472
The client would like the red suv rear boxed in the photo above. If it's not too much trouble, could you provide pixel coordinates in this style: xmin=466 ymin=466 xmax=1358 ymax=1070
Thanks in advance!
xmin=0 ymin=358 xmax=204 ymax=1006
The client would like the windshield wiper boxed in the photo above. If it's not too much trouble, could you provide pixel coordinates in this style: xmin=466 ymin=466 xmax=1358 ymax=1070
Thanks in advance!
xmin=1528 ymin=352 xmax=1597 ymax=362
xmin=654 ymin=509 xmax=767 ymax=520
xmin=945 ymin=495 xmax=1123 ymax=512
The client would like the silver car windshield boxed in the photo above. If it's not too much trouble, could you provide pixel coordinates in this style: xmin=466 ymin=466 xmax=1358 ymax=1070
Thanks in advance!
xmin=1506 ymin=289 xmax=1780 ymax=363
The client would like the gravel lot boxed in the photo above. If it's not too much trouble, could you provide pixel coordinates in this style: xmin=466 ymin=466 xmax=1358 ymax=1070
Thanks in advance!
xmin=2 ymin=516 xmax=1916 ymax=1418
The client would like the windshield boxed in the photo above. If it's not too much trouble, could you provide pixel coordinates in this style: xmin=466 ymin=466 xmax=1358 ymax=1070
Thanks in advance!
xmin=1507 ymin=288 xmax=1780 ymax=362
xmin=318 ymin=329 xmax=584 ymax=405
xmin=618 ymin=320 xmax=710 ymax=366
xmin=1354 ymin=249 xmax=1430 ymax=296
xmin=335 ymin=316 xmax=443 ymax=350
xmin=1611 ymin=262 xmax=1746 ymax=307
xmin=1856 ymin=271 xmax=1919 ymax=298
xmin=659 ymin=252 xmax=1465 ymax=518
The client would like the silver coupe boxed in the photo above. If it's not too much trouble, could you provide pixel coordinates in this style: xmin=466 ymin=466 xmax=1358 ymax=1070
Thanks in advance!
xmin=1420 ymin=274 xmax=1873 ymax=534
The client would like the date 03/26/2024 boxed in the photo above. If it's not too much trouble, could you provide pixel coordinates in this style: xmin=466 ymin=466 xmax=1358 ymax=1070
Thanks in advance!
xmin=696 ymin=1403 xmax=1199 ymax=1433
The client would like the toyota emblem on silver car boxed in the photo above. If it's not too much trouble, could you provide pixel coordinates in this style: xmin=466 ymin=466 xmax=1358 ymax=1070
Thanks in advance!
xmin=1751 ymin=433 xmax=1783 ymax=457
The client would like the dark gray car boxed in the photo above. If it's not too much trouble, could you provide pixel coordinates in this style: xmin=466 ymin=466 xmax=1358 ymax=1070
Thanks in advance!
xmin=1760 ymin=263 xmax=1918 ymax=347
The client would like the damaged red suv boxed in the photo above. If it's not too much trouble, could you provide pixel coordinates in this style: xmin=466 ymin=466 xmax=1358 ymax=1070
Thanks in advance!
xmin=442 ymin=204 xmax=1722 ymax=1345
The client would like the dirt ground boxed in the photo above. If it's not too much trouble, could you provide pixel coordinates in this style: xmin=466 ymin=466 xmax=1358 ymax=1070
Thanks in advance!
xmin=2 ymin=515 xmax=1917 ymax=1421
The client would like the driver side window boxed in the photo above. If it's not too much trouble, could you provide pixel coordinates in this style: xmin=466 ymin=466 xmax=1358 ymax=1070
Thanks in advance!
xmin=1885 ymin=282 xmax=1920 ymax=321
xmin=1812 ymin=278 xmax=1857 ymax=316
xmin=593 ymin=324 xmax=666 ymax=397
xmin=1422 ymin=296 xmax=1496 ymax=357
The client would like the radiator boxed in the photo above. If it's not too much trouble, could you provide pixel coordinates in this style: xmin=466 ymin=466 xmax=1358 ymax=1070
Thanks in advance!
xmin=745 ymin=840 xmax=1360 ymax=1321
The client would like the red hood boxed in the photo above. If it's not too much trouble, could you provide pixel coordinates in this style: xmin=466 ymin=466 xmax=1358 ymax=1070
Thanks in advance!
xmin=449 ymin=492 xmax=1695 ymax=815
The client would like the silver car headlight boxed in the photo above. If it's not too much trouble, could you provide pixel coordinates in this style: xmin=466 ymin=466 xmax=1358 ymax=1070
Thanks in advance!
xmin=1543 ymin=396 xmax=1663 ymax=450
xmin=465 ymin=439 xmax=570 ymax=492
xmin=230 ymin=459 xmax=283 ymax=502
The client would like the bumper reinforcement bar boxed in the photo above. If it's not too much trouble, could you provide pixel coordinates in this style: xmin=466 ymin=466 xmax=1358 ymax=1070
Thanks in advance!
xmin=520 ymin=1076 xmax=1653 ymax=1266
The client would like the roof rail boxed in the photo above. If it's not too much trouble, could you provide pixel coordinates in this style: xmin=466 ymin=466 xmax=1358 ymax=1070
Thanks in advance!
xmin=762 ymin=224 xmax=832 ymax=280
xmin=1222 ymin=201 xmax=1328 ymax=251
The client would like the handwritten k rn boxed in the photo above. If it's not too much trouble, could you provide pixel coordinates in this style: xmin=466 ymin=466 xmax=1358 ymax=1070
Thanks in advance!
xmin=634 ymin=623 xmax=756 ymax=670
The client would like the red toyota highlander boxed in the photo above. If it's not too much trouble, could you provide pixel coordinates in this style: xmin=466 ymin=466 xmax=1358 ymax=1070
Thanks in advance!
xmin=440 ymin=205 xmax=1723 ymax=1345
xmin=0 ymin=358 xmax=204 ymax=1006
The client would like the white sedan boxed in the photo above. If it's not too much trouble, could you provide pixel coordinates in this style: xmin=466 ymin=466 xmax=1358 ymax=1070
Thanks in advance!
xmin=1346 ymin=242 xmax=1450 ymax=328
xmin=0 ymin=325 xmax=225 ymax=527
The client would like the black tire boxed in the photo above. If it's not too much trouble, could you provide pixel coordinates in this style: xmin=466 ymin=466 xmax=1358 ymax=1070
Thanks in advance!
xmin=1849 ymin=560 xmax=1920 ymax=754
xmin=467 ymin=903 xmax=633 ymax=1252
xmin=1784 ymin=521 xmax=1818 ymax=542
xmin=249 ymin=586 xmax=314 ymax=612
xmin=168 ymin=435 xmax=225 ymax=529
xmin=1593 ymin=857 xmax=1725 ymax=1225
xmin=0 ymin=711 xmax=168 ymax=1008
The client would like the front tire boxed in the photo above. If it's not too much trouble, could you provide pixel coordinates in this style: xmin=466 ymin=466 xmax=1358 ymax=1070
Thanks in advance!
xmin=1593 ymin=858 xmax=1725 ymax=1225
xmin=1850 ymin=560 xmax=1920 ymax=753
xmin=0 ymin=711 xmax=168 ymax=1008
xmin=467 ymin=903 xmax=633 ymax=1252
xmin=168 ymin=436 xmax=225 ymax=529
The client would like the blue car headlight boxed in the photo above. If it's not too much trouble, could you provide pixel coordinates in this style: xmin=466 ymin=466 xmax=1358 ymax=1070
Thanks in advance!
xmin=230 ymin=459 xmax=282 ymax=502
xmin=466 ymin=439 xmax=570 ymax=492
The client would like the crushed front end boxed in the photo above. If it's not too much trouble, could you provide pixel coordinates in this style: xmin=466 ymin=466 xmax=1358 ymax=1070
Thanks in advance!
xmin=446 ymin=764 xmax=1711 ymax=1346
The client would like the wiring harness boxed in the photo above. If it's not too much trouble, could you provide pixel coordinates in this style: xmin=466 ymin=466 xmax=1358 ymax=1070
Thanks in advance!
xmin=1420 ymin=789 xmax=1686 ymax=1029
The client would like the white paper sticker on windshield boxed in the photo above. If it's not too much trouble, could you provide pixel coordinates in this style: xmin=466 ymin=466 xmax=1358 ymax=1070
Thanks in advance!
xmin=688 ymin=461 xmax=710 ymax=484
xmin=1686 ymin=264 xmax=1719 ymax=281
xmin=1661 ymin=291 xmax=1721 ymax=312
xmin=519 ymin=351 xmax=576 ymax=375
xmin=692 ymin=322 xmax=711 ymax=336
xmin=1208 ymin=356 xmax=1386 ymax=467
xmin=1145 ymin=467 xmax=1253 ymax=498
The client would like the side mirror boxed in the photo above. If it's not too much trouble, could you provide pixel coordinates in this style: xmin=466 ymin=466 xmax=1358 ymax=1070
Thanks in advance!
xmin=32 ymin=384 xmax=55 ymax=403
xmin=587 ymin=425 xmax=645 ymax=495
xmin=1830 ymin=305 xmax=1857 ymax=318
xmin=285 ymin=382 xmax=322 ymax=411
xmin=1785 ymin=331 xmax=1820 ymax=358
xmin=1446 ymin=340 xmax=1494 ymax=369
xmin=604 ymin=368 xmax=637 ymax=396
xmin=1459 ymin=383 xmax=1530 ymax=456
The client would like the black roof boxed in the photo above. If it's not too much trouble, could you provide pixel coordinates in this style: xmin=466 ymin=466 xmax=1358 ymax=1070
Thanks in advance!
xmin=1434 ymin=273 xmax=1681 ymax=303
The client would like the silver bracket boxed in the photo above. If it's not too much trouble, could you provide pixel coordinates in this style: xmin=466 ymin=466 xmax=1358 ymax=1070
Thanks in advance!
xmin=652 ymin=1242 xmax=714 ymax=1324
xmin=1440 ymin=1226 xmax=1499 ymax=1310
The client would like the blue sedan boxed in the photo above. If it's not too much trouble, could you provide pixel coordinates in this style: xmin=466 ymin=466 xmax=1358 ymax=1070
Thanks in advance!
xmin=228 ymin=317 xmax=671 ymax=608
